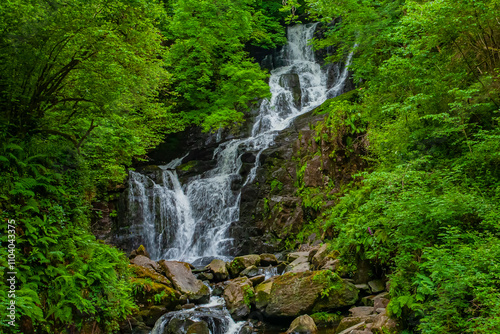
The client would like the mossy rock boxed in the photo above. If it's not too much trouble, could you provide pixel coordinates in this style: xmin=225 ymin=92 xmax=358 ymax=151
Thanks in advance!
xmin=131 ymin=278 xmax=181 ymax=309
xmin=178 ymin=160 xmax=198 ymax=172
xmin=310 ymin=312 xmax=343 ymax=329
xmin=129 ymin=264 xmax=172 ymax=287
xmin=227 ymin=254 xmax=261 ymax=277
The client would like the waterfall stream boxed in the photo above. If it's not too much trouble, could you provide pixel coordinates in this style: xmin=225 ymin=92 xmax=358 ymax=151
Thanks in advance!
xmin=125 ymin=23 xmax=352 ymax=266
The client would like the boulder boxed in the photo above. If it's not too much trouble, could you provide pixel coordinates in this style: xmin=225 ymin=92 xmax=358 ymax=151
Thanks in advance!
xmin=240 ymin=265 xmax=260 ymax=278
xmin=131 ymin=255 xmax=161 ymax=273
xmin=223 ymin=277 xmax=255 ymax=320
xmin=255 ymin=279 xmax=274 ymax=311
xmin=260 ymin=253 xmax=278 ymax=266
xmin=129 ymin=264 xmax=172 ymax=287
xmin=158 ymin=260 xmax=210 ymax=304
xmin=285 ymin=254 xmax=310 ymax=273
xmin=371 ymin=313 xmax=398 ymax=334
xmin=349 ymin=306 xmax=375 ymax=318
xmin=207 ymin=259 xmax=229 ymax=281
xmin=286 ymin=315 xmax=318 ymax=334
xmin=310 ymin=312 xmax=343 ymax=329
xmin=129 ymin=244 xmax=150 ymax=259
xmin=186 ymin=321 xmax=210 ymax=334
xmin=368 ymin=280 xmax=385 ymax=294
xmin=287 ymin=252 xmax=309 ymax=262
xmin=320 ymin=259 xmax=339 ymax=271
xmin=257 ymin=271 xmax=358 ymax=318
xmin=228 ymin=255 xmax=261 ymax=277
xmin=250 ymin=275 xmax=266 ymax=286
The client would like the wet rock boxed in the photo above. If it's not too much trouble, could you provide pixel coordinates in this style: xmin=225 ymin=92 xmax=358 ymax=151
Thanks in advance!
xmin=240 ymin=265 xmax=260 ymax=278
xmin=223 ymin=277 xmax=255 ymax=320
xmin=138 ymin=305 xmax=168 ymax=327
xmin=186 ymin=321 xmax=210 ymax=334
xmin=250 ymin=275 xmax=266 ymax=286
xmin=368 ymin=280 xmax=386 ymax=294
xmin=158 ymin=260 xmax=210 ymax=304
xmin=257 ymin=271 xmax=358 ymax=318
xmin=197 ymin=272 xmax=214 ymax=281
xmin=207 ymin=259 xmax=229 ymax=281
xmin=286 ymin=315 xmax=318 ymax=334
xmin=260 ymin=253 xmax=278 ymax=266
xmin=131 ymin=255 xmax=161 ymax=273
xmin=228 ymin=255 xmax=261 ymax=277
xmin=279 ymin=73 xmax=302 ymax=108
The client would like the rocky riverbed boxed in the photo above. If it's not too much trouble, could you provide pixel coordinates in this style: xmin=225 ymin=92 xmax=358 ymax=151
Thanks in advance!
xmin=120 ymin=245 xmax=398 ymax=334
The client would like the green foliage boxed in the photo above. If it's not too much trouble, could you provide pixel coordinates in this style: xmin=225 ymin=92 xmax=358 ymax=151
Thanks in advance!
xmin=163 ymin=0 xmax=272 ymax=132
xmin=0 ymin=137 xmax=135 ymax=333
xmin=303 ymin=0 xmax=500 ymax=332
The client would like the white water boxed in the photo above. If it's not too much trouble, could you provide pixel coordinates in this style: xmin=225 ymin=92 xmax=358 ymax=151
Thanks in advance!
xmin=126 ymin=23 xmax=353 ymax=265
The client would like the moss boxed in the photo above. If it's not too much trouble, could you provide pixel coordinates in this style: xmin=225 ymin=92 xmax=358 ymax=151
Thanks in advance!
xmin=310 ymin=312 xmax=343 ymax=328
xmin=178 ymin=160 xmax=198 ymax=171
xmin=313 ymin=89 xmax=360 ymax=115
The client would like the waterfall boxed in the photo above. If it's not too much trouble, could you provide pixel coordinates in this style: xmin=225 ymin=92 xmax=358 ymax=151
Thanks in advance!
xmin=124 ymin=23 xmax=353 ymax=265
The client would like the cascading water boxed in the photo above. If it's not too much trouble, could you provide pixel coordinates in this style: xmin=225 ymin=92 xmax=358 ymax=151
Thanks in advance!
xmin=125 ymin=23 xmax=353 ymax=265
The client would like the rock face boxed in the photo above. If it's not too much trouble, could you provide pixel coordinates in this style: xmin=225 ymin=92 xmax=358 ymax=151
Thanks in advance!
xmin=158 ymin=260 xmax=210 ymax=304
xmin=255 ymin=270 xmax=358 ymax=318
xmin=232 ymin=89 xmax=364 ymax=255
xmin=287 ymin=315 xmax=318 ymax=334
xmin=223 ymin=277 xmax=255 ymax=320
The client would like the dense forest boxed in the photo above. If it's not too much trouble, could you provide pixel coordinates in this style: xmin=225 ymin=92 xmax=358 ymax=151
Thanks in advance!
xmin=1 ymin=0 xmax=499 ymax=333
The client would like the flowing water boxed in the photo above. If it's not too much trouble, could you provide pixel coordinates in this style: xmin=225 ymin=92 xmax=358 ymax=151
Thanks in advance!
xmin=126 ymin=22 xmax=354 ymax=334
xmin=125 ymin=22 xmax=352 ymax=265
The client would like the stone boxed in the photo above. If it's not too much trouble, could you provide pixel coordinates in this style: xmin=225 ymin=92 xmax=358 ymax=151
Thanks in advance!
xmin=240 ymin=265 xmax=260 ymax=278
xmin=259 ymin=271 xmax=358 ymax=318
xmin=250 ymin=275 xmax=266 ymax=286
xmin=320 ymin=259 xmax=339 ymax=271
xmin=285 ymin=254 xmax=310 ymax=273
xmin=310 ymin=313 xmax=343 ymax=329
xmin=129 ymin=264 xmax=172 ymax=287
xmin=223 ymin=277 xmax=255 ymax=320
xmin=260 ymin=253 xmax=278 ymax=266
xmin=207 ymin=259 xmax=229 ymax=281
xmin=286 ymin=315 xmax=318 ymax=334
xmin=368 ymin=280 xmax=386 ymax=294
xmin=310 ymin=244 xmax=328 ymax=268
xmin=211 ymin=282 xmax=228 ymax=297
xmin=373 ymin=298 xmax=389 ymax=310
xmin=354 ymin=284 xmax=371 ymax=293
xmin=335 ymin=317 xmax=368 ymax=334
xmin=303 ymin=155 xmax=323 ymax=187
xmin=287 ymin=252 xmax=309 ymax=262
xmin=371 ymin=313 xmax=398 ymax=334
xmin=361 ymin=295 xmax=376 ymax=307
xmin=255 ymin=279 xmax=274 ymax=311
xmin=228 ymin=255 xmax=261 ymax=277
xmin=186 ymin=321 xmax=210 ymax=334
xmin=158 ymin=260 xmax=210 ymax=304
xmin=349 ymin=306 xmax=375 ymax=318
xmin=130 ymin=255 xmax=161 ymax=273
xmin=197 ymin=272 xmax=214 ymax=281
